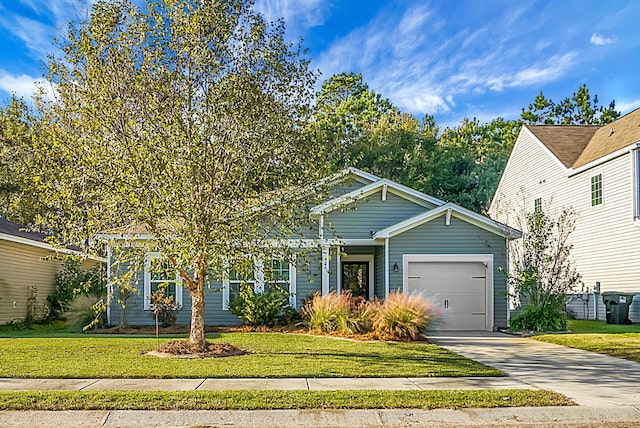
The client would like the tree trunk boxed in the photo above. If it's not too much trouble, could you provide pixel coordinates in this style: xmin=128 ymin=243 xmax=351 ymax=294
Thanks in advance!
xmin=189 ymin=270 xmax=207 ymax=347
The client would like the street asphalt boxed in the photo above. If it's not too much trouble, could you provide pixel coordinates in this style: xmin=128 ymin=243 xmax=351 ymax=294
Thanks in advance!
xmin=1 ymin=331 xmax=639 ymax=427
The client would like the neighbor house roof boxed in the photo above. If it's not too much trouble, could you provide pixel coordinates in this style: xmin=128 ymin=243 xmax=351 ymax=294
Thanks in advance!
xmin=0 ymin=217 xmax=102 ymax=259
xmin=525 ymin=108 xmax=640 ymax=170
xmin=573 ymin=107 xmax=640 ymax=168
xmin=525 ymin=125 xmax=598 ymax=168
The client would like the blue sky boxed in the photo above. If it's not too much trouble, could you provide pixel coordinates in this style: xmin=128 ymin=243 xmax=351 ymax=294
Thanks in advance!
xmin=1 ymin=0 xmax=639 ymax=127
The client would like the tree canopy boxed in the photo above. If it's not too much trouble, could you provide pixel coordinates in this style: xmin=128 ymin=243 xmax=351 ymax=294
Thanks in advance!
xmin=30 ymin=0 xmax=335 ymax=346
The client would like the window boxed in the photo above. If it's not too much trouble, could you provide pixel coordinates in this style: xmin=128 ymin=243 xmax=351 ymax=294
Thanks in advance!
xmin=264 ymin=260 xmax=290 ymax=292
xmin=227 ymin=265 xmax=256 ymax=304
xmin=223 ymin=258 xmax=296 ymax=309
xmin=591 ymin=174 xmax=603 ymax=206
xmin=634 ymin=150 xmax=640 ymax=219
xmin=534 ymin=197 xmax=542 ymax=213
xmin=143 ymin=252 xmax=183 ymax=310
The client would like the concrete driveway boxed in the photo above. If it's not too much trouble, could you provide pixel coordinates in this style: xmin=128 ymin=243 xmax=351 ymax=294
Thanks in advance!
xmin=429 ymin=331 xmax=640 ymax=407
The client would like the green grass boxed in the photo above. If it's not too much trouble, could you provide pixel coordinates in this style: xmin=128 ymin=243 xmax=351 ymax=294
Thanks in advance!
xmin=0 ymin=332 xmax=502 ymax=378
xmin=0 ymin=390 xmax=572 ymax=410
xmin=534 ymin=320 xmax=640 ymax=363
xmin=565 ymin=320 xmax=640 ymax=334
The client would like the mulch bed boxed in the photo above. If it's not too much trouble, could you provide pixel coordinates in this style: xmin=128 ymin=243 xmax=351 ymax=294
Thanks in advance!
xmin=148 ymin=340 xmax=247 ymax=359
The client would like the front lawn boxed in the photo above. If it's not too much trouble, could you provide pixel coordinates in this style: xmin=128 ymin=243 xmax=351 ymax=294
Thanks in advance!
xmin=0 ymin=332 xmax=502 ymax=378
xmin=0 ymin=390 xmax=572 ymax=411
xmin=533 ymin=320 xmax=640 ymax=363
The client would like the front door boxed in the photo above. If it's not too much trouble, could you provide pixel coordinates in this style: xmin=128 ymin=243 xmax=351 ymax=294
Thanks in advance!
xmin=342 ymin=261 xmax=370 ymax=300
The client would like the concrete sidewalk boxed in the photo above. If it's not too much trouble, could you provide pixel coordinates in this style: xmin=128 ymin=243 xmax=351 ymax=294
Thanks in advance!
xmin=2 ymin=407 xmax=640 ymax=427
xmin=0 ymin=376 xmax=533 ymax=391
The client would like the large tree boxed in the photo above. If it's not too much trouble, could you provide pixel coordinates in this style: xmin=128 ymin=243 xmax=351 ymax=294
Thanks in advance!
xmin=31 ymin=0 xmax=334 ymax=347
xmin=521 ymin=84 xmax=619 ymax=125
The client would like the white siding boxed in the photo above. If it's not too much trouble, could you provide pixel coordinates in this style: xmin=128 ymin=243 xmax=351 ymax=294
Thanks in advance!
xmin=492 ymin=127 xmax=640 ymax=294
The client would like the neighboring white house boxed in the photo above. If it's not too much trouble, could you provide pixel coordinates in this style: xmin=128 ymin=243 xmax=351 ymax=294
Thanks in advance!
xmin=490 ymin=108 xmax=640 ymax=319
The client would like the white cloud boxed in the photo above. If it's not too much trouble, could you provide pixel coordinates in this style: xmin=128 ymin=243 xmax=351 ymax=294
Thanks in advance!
xmin=0 ymin=71 xmax=53 ymax=100
xmin=590 ymin=33 xmax=615 ymax=46
xmin=254 ymin=0 xmax=329 ymax=37
xmin=615 ymin=98 xmax=640 ymax=114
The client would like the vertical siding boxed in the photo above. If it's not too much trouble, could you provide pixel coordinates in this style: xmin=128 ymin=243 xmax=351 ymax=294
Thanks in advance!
xmin=492 ymin=128 xmax=640 ymax=293
xmin=388 ymin=216 xmax=509 ymax=329
xmin=0 ymin=241 xmax=100 ymax=324
xmin=326 ymin=191 xmax=433 ymax=239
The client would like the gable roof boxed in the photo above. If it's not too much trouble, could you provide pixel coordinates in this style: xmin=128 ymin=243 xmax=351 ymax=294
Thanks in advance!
xmin=525 ymin=125 xmax=598 ymax=168
xmin=573 ymin=107 xmax=640 ymax=168
xmin=374 ymin=202 xmax=521 ymax=240
xmin=309 ymin=178 xmax=445 ymax=217
xmin=0 ymin=217 xmax=101 ymax=258
xmin=525 ymin=108 xmax=640 ymax=170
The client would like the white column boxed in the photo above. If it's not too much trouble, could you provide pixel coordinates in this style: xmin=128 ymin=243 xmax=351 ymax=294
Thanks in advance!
xmin=321 ymin=245 xmax=330 ymax=295
xmin=106 ymin=245 xmax=112 ymax=326
xmin=336 ymin=252 xmax=341 ymax=294
xmin=384 ymin=238 xmax=390 ymax=299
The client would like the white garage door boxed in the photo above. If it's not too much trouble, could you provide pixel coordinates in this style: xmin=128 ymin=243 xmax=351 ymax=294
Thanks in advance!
xmin=406 ymin=258 xmax=490 ymax=331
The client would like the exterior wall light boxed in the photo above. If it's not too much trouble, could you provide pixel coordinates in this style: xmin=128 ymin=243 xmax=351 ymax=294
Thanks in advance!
xmin=393 ymin=262 xmax=399 ymax=272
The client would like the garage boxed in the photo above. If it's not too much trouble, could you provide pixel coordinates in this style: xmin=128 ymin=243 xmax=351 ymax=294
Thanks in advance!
xmin=403 ymin=254 xmax=494 ymax=331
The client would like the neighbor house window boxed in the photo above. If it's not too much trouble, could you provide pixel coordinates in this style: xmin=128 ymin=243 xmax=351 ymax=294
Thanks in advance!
xmin=223 ymin=258 xmax=296 ymax=309
xmin=143 ymin=252 xmax=183 ymax=310
xmin=534 ymin=197 xmax=542 ymax=213
xmin=634 ymin=150 xmax=640 ymax=219
xmin=591 ymin=173 xmax=603 ymax=206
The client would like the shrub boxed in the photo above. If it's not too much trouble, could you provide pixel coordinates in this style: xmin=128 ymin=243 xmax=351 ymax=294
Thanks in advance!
xmin=150 ymin=288 xmax=182 ymax=328
xmin=47 ymin=258 xmax=106 ymax=321
xmin=372 ymin=292 xmax=439 ymax=341
xmin=228 ymin=283 xmax=291 ymax=326
xmin=302 ymin=291 xmax=365 ymax=334
xmin=64 ymin=295 xmax=106 ymax=332
xmin=510 ymin=304 xmax=567 ymax=332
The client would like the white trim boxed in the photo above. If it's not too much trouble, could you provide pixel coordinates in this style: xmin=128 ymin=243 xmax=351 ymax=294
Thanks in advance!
xmin=289 ymin=260 xmax=297 ymax=308
xmin=310 ymin=178 xmax=445 ymax=217
xmin=384 ymin=238 xmax=390 ymax=299
xmin=568 ymin=142 xmax=640 ymax=177
xmin=633 ymin=149 xmax=640 ymax=220
xmin=382 ymin=184 xmax=388 ymax=201
xmin=321 ymin=245 xmax=330 ymax=295
xmin=402 ymin=254 xmax=494 ymax=332
xmin=222 ymin=258 xmax=298 ymax=309
xmin=143 ymin=252 xmax=183 ymax=311
xmin=340 ymin=254 xmax=375 ymax=301
xmin=374 ymin=203 xmax=520 ymax=240
xmin=0 ymin=232 xmax=105 ymax=261
xmin=106 ymin=246 xmax=112 ymax=326
xmin=336 ymin=251 xmax=342 ymax=293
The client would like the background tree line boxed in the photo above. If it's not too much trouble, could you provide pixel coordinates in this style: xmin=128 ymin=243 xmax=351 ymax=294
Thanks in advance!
xmin=0 ymin=73 xmax=619 ymax=226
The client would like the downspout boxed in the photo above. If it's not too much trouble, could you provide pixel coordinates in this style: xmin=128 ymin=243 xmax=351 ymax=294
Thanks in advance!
xmin=384 ymin=238 xmax=390 ymax=299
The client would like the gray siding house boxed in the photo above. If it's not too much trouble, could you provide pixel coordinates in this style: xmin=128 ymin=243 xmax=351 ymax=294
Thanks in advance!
xmin=104 ymin=168 xmax=519 ymax=331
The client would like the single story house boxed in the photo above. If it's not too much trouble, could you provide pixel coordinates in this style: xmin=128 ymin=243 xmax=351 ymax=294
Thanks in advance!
xmin=103 ymin=168 xmax=520 ymax=331
xmin=0 ymin=218 xmax=100 ymax=324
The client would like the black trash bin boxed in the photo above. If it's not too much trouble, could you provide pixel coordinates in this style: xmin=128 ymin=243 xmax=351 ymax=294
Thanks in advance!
xmin=602 ymin=292 xmax=634 ymax=324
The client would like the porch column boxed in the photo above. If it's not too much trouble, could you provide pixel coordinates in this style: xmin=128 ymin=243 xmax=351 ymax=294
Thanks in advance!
xmin=106 ymin=245 xmax=112 ymax=325
xmin=321 ymin=244 xmax=330 ymax=295
xmin=384 ymin=238 xmax=390 ymax=299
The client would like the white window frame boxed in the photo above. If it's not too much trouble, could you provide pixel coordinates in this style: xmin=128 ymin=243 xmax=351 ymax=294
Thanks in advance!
xmin=222 ymin=257 xmax=297 ymax=310
xmin=590 ymin=173 xmax=603 ymax=207
xmin=534 ymin=197 xmax=542 ymax=213
xmin=143 ymin=252 xmax=183 ymax=311
xmin=634 ymin=150 xmax=640 ymax=220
